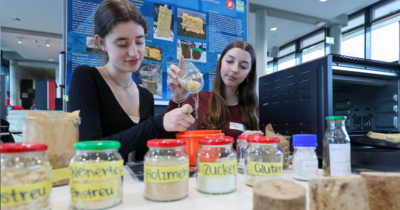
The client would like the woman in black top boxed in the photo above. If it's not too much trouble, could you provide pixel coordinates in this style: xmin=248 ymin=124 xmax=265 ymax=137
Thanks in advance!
xmin=69 ymin=0 xmax=194 ymax=162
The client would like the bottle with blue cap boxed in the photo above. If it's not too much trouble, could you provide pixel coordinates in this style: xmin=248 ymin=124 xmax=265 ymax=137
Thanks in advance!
xmin=292 ymin=134 xmax=318 ymax=181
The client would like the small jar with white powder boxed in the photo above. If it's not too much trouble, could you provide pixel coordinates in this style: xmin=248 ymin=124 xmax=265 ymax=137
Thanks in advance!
xmin=292 ymin=134 xmax=318 ymax=181
xmin=197 ymin=136 xmax=237 ymax=194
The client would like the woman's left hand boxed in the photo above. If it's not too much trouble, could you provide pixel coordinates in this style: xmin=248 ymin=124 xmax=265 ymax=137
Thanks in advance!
xmin=240 ymin=130 xmax=264 ymax=136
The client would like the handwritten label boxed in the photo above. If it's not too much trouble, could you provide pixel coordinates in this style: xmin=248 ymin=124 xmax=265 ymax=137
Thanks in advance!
xmin=70 ymin=180 xmax=119 ymax=202
xmin=329 ymin=144 xmax=351 ymax=176
xmin=229 ymin=122 xmax=245 ymax=132
xmin=145 ymin=164 xmax=189 ymax=183
xmin=301 ymin=160 xmax=318 ymax=172
xmin=249 ymin=162 xmax=283 ymax=176
xmin=52 ymin=167 xmax=70 ymax=182
xmin=1 ymin=180 xmax=52 ymax=207
xmin=69 ymin=160 xmax=124 ymax=181
xmin=199 ymin=159 xmax=237 ymax=177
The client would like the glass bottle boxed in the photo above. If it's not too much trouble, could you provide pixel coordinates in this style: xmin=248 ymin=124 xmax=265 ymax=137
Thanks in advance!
xmin=292 ymin=134 xmax=318 ymax=181
xmin=177 ymin=62 xmax=204 ymax=93
xmin=322 ymin=116 xmax=351 ymax=176
xmin=236 ymin=134 xmax=263 ymax=174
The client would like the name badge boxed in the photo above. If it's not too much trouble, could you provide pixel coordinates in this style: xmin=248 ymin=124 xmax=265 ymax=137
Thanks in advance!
xmin=229 ymin=122 xmax=245 ymax=132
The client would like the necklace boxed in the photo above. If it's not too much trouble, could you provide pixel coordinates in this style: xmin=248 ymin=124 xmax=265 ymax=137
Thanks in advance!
xmin=103 ymin=66 xmax=133 ymax=91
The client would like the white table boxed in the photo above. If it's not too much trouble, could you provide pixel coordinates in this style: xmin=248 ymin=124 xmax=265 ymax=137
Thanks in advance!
xmin=51 ymin=166 xmax=360 ymax=210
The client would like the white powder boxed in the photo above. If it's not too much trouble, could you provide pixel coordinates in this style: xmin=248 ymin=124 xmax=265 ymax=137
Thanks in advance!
xmin=197 ymin=175 xmax=236 ymax=194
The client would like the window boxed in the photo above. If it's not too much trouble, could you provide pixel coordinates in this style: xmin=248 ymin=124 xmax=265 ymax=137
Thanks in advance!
xmin=342 ymin=27 xmax=365 ymax=58
xmin=342 ymin=14 xmax=365 ymax=32
xmin=372 ymin=0 xmax=400 ymax=20
xmin=371 ymin=15 xmax=400 ymax=62
xmin=302 ymin=42 xmax=325 ymax=62
xmin=267 ymin=62 xmax=273 ymax=74
xmin=279 ymin=44 xmax=295 ymax=58
xmin=301 ymin=31 xmax=325 ymax=49
xmin=278 ymin=54 xmax=296 ymax=71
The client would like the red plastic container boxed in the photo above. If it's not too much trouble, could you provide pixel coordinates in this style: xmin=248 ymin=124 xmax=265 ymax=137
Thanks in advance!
xmin=176 ymin=130 xmax=224 ymax=166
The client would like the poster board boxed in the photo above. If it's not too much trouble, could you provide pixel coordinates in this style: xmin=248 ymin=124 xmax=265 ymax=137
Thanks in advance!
xmin=66 ymin=0 xmax=248 ymax=105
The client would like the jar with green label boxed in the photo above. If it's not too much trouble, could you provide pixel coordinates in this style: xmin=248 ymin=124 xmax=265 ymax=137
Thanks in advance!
xmin=244 ymin=137 xmax=282 ymax=187
xmin=1 ymin=143 xmax=52 ymax=210
xmin=197 ymin=136 xmax=237 ymax=194
xmin=144 ymin=139 xmax=189 ymax=201
xmin=69 ymin=141 xmax=123 ymax=210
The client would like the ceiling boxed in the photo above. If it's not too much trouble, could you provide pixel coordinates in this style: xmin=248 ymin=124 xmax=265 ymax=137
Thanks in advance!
xmin=1 ymin=0 xmax=380 ymax=66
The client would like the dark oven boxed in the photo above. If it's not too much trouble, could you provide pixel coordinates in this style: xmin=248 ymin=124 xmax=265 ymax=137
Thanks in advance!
xmin=259 ymin=54 xmax=400 ymax=170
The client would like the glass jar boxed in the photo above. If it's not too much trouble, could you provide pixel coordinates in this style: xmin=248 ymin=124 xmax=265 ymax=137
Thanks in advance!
xmin=244 ymin=137 xmax=282 ymax=187
xmin=292 ymin=134 xmax=318 ymax=181
xmin=69 ymin=141 xmax=123 ymax=210
xmin=177 ymin=62 xmax=204 ymax=93
xmin=1 ymin=143 xmax=52 ymax=210
xmin=281 ymin=135 xmax=292 ymax=169
xmin=197 ymin=136 xmax=237 ymax=194
xmin=144 ymin=139 xmax=189 ymax=201
xmin=322 ymin=116 xmax=351 ymax=177
xmin=236 ymin=134 xmax=263 ymax=174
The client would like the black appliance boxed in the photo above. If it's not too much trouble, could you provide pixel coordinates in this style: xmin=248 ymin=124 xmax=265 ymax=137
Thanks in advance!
xmin=259 ymin=54 xmax=400 ymax=170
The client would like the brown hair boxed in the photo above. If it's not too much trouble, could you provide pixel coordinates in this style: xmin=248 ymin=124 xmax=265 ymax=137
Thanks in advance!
xmin=94 ymin=0 xmax=148 ymax=60
xmin=204 ymin=40 xmax=259 ymax=131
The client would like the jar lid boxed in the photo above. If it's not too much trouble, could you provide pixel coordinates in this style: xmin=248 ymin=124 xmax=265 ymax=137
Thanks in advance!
xmin=1 ymin=143 xmax=47 ymax=153
xmin=247 ymin=136 xmax=280 ymax=143
xmin=325 ymin=116 xmax=347 ymax=120
xmin=74 ymin=141 xmax=121 ymax=150
xmin=199 ymin=136 xmax=234 ymax=145
xmin=292 ymin=134 xmax=318 ymax=147
xmin=147 ymin=139 xmax=186 ymax=148
xmin=237 ymin=134 xmax=263 ymax=140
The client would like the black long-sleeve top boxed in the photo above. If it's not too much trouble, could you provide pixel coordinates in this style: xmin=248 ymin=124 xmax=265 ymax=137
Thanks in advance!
xmin=68 ymin=65 xmax=166 ymax=162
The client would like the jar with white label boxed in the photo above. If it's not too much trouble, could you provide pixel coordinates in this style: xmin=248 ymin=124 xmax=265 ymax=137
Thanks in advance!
xmin=244 ymin=137 xmax=282 ymax=187
xmin=292 ymin=134 xmax=318 ymax=181
xmin=322 ymin=116 xmax=351 ymax=177
xmin=69 ymin=141 xmax=123 ymax=210
xmin=197 ymin=136 xmax=237 ymax=194
xmin=1 ymin=143 xmax=52 ymax=210
xmin=144 ymin=139 xmax=189 ymax=201
xmin=236 ymin=135 xmax=263 ymax=174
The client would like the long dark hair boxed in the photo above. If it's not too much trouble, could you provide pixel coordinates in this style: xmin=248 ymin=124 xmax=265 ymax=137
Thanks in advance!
xmin=204 ymin=40 xmax=258 ymax=131
xmin=94 ymin=0 xmax=148 ymax=59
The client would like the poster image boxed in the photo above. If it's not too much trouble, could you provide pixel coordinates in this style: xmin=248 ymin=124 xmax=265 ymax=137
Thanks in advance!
xmin=177 ymin=8 xmax=207 ymax=40
xmin=136 ymin=63 xmax=163 ymax=98
xmin=177 ymin=39 xmax=207 ymax=63
xmin=153 ymin=3 xmax=174 ymax=42
xmin=86 ymin=37 xmax=102 ymax=54
xmin=144 ymin=45 xmax=162 ymax=62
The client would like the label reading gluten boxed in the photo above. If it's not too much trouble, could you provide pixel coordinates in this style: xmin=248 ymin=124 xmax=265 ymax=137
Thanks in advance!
xmin=145 ymin=164 xmax=189 ymax=183
xmin=1 ymin=180 xmax=52 ymax=207
xmin=249 ymin=162 xmax=283 ymax=176
xmin=199 ymin=159 xmax=237 ymax=177
xmin=70 ymin=180 xmax=119 ymax=202
xmin=69 ymin=160 xmax=124 ymax=181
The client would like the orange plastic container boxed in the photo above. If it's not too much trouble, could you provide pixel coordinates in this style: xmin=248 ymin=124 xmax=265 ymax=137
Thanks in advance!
xmin=176 ymin=130 xmax=224 ymax=166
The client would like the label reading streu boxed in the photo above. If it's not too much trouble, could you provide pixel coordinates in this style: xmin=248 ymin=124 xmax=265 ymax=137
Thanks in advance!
xmin=1 ymin=180 xmax=52 ymax=207
xmin=69 ymin=160 xmax=124 ymax=181
xmin=70 ymin=180 xmax=119 ymax=202
xmin=199 ymin=159 xmax=237 ymax=177
xmin=249 ymin=162 xmax=283 ymax=176
xmin=145 ymin=164 xmax=189 ymax=183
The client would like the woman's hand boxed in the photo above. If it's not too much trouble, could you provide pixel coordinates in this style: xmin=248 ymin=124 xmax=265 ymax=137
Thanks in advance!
xmin=167 ymin=55 xmax=187 ymax=101
xmin=163 ymin=104 xmax=195 ymax=131
xmin=240 ymin=130 xmax=264 ymax=136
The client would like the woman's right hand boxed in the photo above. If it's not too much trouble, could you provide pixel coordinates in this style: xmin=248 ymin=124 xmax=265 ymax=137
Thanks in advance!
xmin=163 ymin=104 xmax=195 ymax=132
xmin=167 ymin=55 xmax=187 ymax=101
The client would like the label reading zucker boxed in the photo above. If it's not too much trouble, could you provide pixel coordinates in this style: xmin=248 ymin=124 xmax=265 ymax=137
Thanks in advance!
xmin=199 ymin=159 xmax=237 ymax=177
xmin=69 ymin=160 xmax=124 ymax=181
xmin=1 ymin=180 xmax=52 ymax=207
xmin=145 ymin=164 xmax=189 ymax=183
xmin=249 ymin=162 xmax=283 ymax=176
xmin=70 ymin=180 xmax=119 ymax=202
